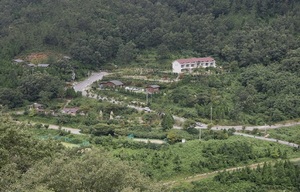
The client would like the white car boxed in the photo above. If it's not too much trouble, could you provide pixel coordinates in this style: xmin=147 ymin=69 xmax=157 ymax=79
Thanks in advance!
xmin=143 ymin=107 xmax=151 ymax=112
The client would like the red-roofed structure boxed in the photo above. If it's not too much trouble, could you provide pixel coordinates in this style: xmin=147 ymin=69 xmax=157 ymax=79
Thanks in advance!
xmin=62 ymin=107 xmax=80 ymax=116
xmin=172 ymin=57 xmax=216 ymax=73
xmin=145 ymin=85 xmax=160 ymax=94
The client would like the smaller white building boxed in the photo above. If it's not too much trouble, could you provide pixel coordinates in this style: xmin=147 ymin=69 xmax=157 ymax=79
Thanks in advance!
xmin=172 ymin=57 xmax=216 ymax=73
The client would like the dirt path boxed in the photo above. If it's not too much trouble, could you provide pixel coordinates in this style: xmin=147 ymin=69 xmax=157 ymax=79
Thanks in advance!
xmin=47 ymin=124 xmax=81 ymax=134
xmin=163 ymin=157 xmax=300 ymax=187
xmin=62 ymin=99 xmax=71 ymax=109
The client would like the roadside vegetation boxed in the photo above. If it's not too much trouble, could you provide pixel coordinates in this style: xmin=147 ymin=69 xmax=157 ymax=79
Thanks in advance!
xmin=0 ymin=0 xmax=300 ymax=125
xmin=1 ymin=0 xmax=300 ymax=191
xmin=237 ymin=125 xmax=300 ymax=146
xmin=0 ymin=115 xmax=165 ymax=191
xmin=173 ymin=160 xmax=300 ymax=192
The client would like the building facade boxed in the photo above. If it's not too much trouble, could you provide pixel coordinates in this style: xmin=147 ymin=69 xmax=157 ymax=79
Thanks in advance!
xmin=172 ymin=57 xmax=216 ymax=73
xmin=99 ymin=80 xmax=124 ymax=88
xmin=145 ymin=85 xmax=160 ymax=94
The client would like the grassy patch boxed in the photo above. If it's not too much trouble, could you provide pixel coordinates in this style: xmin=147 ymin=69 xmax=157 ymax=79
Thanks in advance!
xmin=268 ymin=125 xmax=300 ymax=145
xmin=61 ymin=142 xmax=80 ymax=148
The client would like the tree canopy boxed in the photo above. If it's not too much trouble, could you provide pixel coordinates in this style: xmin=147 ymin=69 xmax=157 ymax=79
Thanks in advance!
xmin=0 ymin=0 xmax=300 ymax=122
xmin=0 ymin=115 xmax=164 ymax=192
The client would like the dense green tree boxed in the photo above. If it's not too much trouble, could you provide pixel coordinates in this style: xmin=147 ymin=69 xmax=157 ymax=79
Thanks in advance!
xmin=0 ymin=0 xmax=300 ymax=123
xmin=167 ymin=129 xmax=182 ymax=144
xmin=116 ymin=41 xmax=137 ymax=65
xmin=183 ymin=119 xmax=196 ymax=130
xmin=0 ymin=88 xmax=23 ymax=108
xmin=19 ymin=72 xmax=64 ymax=101
xmin=0 ymin=116 xmax=64 ymax=191
xmin=161 ymin=113 xmax=174 ymax=130
xmin=12 ymin=149 xmax=164 ymax=192
xmin=210 ymin=160 xmax=300 ymax=192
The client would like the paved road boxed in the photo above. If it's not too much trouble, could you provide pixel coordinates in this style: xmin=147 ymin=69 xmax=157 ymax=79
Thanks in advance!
xmin=73 ymin=71 xmax=300 ymax=133
xmin=234 ymin=132 xmax=299 ymax=148
xmin=45 ymin=124 xmax=298 ymax=148
xmin=211 ymin=122 xmax=300 ymax=131
xmin=48 ymin=124 xmax=81 ymax=135
xmin=72 ymin=71 xmax=300 ymax=147
xmin=73 ymin=72 xmax=108 ymax=95
xmin=31 ymin=122 xmax=166 ymax=143
xmin=19 ymin=121 xmax=82 ymax=135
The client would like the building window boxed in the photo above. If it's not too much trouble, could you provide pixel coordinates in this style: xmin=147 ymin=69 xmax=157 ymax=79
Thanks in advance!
xmin=191 ymin=64 xmax=195 ymax=67
xmin=186 ymin=64 xmax=190 ymax=67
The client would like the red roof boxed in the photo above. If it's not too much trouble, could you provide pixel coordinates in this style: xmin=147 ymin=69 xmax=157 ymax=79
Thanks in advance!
xmin=175 ymin=57 xmax=214 ymax=64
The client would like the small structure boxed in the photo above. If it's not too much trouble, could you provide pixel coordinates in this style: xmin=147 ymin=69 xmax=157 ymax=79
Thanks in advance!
xmin=62 ymin=107 xmax=80 ymax=116
xmin=99 ymin=80 xmax=124 ymax=88
xmin=145 ymin=85 xmax=160 ymax=94
xmin=13 ymin=59 xmax=24 ymax=64
xmin=27 ymin=63 xmax=36 ymax=67
xmin=63 ymin=56 xmax=71 ymax=60
xmin=143 ymin=107 xmax=151 ymax=112
xmin=29 ymin=103 xmax=45 ymax=114
xmin=172 ymin=57 xmax=216 ymax=73
xmin=33 ymin=103 xmax=43 ymax=109
xmin=125 ymin=86 xmax=144 ymax=93
xmin=109 ymin=111 xmax=114 ymax=120
xmin=37 ymin=64 xmax=50 ymax=68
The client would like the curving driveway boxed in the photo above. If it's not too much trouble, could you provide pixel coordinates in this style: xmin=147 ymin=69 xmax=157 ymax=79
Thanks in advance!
xmin=73 ymin=72 xmax=108 ymax=95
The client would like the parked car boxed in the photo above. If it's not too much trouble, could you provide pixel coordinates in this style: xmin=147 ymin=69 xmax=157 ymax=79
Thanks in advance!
xmin=143 ymin=107 xmax=151 ymax=112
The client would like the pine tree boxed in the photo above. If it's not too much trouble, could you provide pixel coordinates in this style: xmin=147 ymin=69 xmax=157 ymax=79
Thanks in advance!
xmin=161 ymin=113 xmax=174 ymax=131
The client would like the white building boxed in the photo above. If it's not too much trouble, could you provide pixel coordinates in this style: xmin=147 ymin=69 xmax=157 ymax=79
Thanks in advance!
xmin=172 ymin=57 xmax=216 ymax=73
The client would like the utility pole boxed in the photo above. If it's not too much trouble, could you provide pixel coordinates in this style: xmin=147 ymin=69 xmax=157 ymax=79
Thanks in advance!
xmin=210 ymin=105 xmax=213 ymax=124
xmin=146 ymin=92 xmax=148 ymax=105
xmin=199 ymin=128 xmax=201 ymax=140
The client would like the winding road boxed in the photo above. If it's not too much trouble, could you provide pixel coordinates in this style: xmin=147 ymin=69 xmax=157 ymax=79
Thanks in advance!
xmin=71 ymin=71 xmax=300 ymax=148
xmin=234 ymin=132 xmax=299 ymax=148
xmin=210 ymin=122 xmax=300 ymax=131
xmin=73 ymin=71 xmax=300 ymax=133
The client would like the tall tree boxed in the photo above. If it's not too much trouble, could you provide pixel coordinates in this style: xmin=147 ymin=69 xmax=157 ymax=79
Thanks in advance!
xmin=161 ymin=113 xmax=174 ymax=130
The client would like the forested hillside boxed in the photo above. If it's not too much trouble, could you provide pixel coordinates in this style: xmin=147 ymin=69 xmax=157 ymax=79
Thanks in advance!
xmin=0 ymin=0 xmax=300 ymax=123
xmin=0 ymin=0 xmax=299 ymax=65
xmin=0 ymin=115 xmax=164 ymax=191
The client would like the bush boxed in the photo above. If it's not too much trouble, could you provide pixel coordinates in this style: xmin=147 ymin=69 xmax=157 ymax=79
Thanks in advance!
xmin=185 ymin=127 xmax=199 ymax=135
xmin=35 ymin=123 xmax=43 ymax=129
